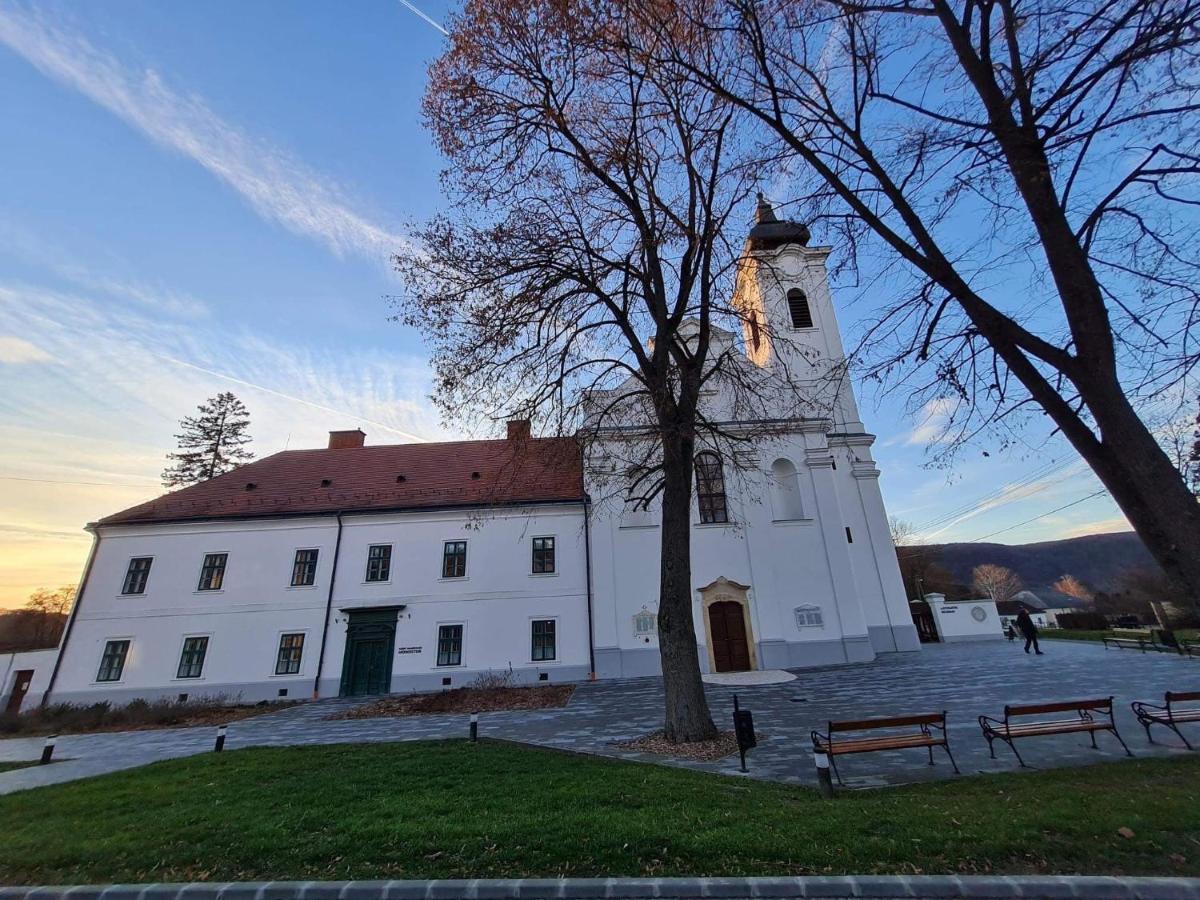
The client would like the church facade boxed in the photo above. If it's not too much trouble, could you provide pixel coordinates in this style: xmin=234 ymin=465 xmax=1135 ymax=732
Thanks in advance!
xmin=38 ymin=204 xmax=918 ymax=708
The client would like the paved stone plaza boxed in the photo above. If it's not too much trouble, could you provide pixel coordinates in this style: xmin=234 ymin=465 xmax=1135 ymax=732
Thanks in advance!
xmin=1 ymin=639 xmax=1197 ymax=795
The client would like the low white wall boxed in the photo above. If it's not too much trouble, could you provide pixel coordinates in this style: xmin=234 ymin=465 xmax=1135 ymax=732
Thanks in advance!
xmin=924 ymin=595 xmax=1003 ymax=642
xmin=1 ymin=648 xmax=58 ymax=713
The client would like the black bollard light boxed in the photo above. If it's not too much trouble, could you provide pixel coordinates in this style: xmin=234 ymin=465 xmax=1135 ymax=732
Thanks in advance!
xmin=40 ymin=735 xmax=57 ymax=765
xmin=214 ymin=724 xmax=227 ymax=752
xmin=813 ymin=746 xmax=835 ymax=799
xmin=469 ymin=713 xmax=478 ymax=742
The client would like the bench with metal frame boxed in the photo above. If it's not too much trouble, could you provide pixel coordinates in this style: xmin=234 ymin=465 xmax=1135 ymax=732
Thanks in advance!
xmin=1131 ymin=691 xmax=1200 ymax=750
xmin=1102 ymin=628 xmax=1174 ymax=653
xmin=811 ymin=711 xmax=958 ymax=785
xmin=978 ymin=697 xmax=1132 ymax=767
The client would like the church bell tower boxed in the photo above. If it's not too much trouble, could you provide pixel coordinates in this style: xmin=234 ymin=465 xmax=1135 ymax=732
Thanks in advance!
xmin=733 ymin=195 xmax=865 ymax=432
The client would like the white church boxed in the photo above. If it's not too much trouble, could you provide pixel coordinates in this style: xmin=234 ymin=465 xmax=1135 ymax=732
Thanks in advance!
xmin=35 ymin=201 xmax=919 ymax=708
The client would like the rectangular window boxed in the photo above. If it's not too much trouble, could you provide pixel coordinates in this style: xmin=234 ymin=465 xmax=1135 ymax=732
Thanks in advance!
xmin=437 ymin=624 xmax=463 ymax=666
xmin=291 ymin=549 xmax=319 ymax=586
xmin=197 ymin=553 xmax=228 ymax=591
xmin=97 ymin=639 xmax=130 ymax=682
xmin=442 ymin=541 xmax=467 ymax=578
xmin=365 ymin=544 xmax=392 ymax=582
xmin=122 ymin=557 xmax=153 ymax=595
xmin=275 ymin=633 xmax=305 ymax=675
xmin=176 ymin=636 xmax=209 ymax=679
xmin=532 ymin=536 xmax=556 ymax=574
xmin=531 ymin=619 xmax=556 ymax=661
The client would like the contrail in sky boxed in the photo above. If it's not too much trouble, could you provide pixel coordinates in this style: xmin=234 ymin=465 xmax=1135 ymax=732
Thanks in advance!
xmin=398 ymin=0 xmax=449 ymax=35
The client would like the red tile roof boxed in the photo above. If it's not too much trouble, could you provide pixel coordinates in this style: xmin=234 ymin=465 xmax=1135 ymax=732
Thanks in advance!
xmin=99 ymin=437 xmax=584 ymax=526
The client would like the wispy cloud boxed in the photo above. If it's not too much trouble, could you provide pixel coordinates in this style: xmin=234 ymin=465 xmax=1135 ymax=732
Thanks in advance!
xmin=1058 ymin=515 xmax=1132 ymax=540
xmin=0 ymin=219 xmax=211 ymax=319
xmin=906 ymin=397 xmax=958 ymax=447
xmin=0 ymin=277 xmax=446 ymax=607
xmin=0 ymin=335 xmax=51 ymax=364
xmin=0 ymin=5 xmax=408 ymax=264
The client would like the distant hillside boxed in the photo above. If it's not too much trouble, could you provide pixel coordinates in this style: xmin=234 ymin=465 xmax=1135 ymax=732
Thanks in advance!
xmin=918 ymin=531 xmax=1153 ymax=596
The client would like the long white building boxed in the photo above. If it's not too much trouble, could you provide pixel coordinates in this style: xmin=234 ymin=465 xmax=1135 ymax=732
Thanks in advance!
xmin=35 ymin=202 xmax=918 ymax=708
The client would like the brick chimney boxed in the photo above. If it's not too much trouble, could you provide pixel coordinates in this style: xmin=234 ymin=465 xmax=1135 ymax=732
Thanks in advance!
xmin=328 ymin=429 xmax=366 ymax=449
xmin=507 ymin=419 xmax=531 ymax=441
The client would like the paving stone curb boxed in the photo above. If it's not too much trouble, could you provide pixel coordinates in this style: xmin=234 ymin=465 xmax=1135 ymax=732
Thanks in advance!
xmin=1 ymin=878 xmax=1198 ymax=900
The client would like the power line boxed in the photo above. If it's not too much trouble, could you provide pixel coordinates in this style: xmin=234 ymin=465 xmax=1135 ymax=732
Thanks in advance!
xmin=964 ymin=490 xmax=1109 ymax=543
xmin=912 ymin=456 xmax=1079 ymax=535
xmin=0 ymin=475 xmax=156 ymax=488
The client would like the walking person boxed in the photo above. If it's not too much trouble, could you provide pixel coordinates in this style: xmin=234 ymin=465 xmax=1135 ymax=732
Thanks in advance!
xmin=1015 ymin=608 xmax=1043 ymax=655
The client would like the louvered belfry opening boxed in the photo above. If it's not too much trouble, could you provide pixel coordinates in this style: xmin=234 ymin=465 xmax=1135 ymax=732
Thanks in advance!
xmin=787 ymin=289 xmax=813 ymax=329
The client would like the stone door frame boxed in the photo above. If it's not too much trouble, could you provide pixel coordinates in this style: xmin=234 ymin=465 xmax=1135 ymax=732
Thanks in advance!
xmin=697 ymin=577 xmax=758 ymax=673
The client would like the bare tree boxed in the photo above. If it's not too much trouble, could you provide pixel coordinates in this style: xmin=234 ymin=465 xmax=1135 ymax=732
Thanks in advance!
xmin=889 ymin=516 xmax=917 ymax=547
xmin=667 ymin=0 xmax=1200 ymax=605
xmin=396 ymin=1 xmax=829 ymax=741
xmin=1052 ymin=573 xmax=1094 ymax=603
xmin=0 ymin=585 xmax=77 ymax=650
xmin=1158 ymin=396 xmax=1200 ymax=496
xmin=972 ymin=563 xmax=1023 ymax=604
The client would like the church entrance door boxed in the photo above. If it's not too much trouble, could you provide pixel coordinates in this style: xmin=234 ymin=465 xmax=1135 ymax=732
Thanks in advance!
xmin=708 ymin=600 xmax=752 ymax=672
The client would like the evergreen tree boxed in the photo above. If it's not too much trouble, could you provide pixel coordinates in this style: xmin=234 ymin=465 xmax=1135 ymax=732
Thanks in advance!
xmin=162 ymin=392 xmax=254 ymax=487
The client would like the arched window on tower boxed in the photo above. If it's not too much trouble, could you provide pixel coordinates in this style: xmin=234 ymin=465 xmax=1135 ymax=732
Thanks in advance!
xmin=769 ymin=458 xmax=804 ymax=521
xmin=787 ymin=289 xmax=814 ymax=329
xmin=695 ymin=452 xmax=729 ymax=524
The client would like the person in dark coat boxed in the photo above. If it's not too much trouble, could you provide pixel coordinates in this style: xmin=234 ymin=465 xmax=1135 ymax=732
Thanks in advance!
xmin=1015 ymin=608 xmax=1043 ymax=655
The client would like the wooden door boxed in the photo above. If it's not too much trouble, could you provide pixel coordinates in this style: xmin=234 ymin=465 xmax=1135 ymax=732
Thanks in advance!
xmin=346 ymin=638 xmax=389 ymax=695
xmin=709 ymin=601 xmax=751 ymax=672
xmin=5 ymin=670 xmax=34 ymax=715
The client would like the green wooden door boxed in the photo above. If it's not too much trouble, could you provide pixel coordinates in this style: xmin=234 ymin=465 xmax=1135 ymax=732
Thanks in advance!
xmin=347 ymin=637 xmax=389 ymax=695
xmin=339 ymin=608 xmax=399 ymax=696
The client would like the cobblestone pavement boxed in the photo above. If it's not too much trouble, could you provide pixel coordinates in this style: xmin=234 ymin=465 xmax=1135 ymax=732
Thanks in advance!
xmin=1 ymin=639 xmax=1197 ymax=795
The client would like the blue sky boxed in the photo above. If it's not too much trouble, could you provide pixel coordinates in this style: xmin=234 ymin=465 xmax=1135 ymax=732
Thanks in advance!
xmin=0 ymin=1 xmax=1132 ymax=608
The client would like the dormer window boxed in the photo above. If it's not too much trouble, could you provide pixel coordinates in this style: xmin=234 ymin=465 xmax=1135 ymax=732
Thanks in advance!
xmin=787 ymin=289 xmax=814 ymax=329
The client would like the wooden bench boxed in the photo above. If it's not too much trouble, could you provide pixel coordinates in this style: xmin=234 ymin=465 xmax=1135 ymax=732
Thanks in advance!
xmin=1132 ymin=691 xmax=1200 ymax=750
xmin=811 ymin=712 xmax=958 ymax=785
xmin=1103 ymin=628 xmax=1172 ymax=653
xmin=978 ymin=697 xmax=1132 ymax=767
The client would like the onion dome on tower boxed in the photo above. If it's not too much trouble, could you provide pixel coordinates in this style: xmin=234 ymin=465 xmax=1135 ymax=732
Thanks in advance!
xmin=747 ymin=194 xmax=811 ymax=251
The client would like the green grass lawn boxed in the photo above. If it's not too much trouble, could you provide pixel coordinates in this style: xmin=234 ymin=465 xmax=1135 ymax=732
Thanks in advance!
xmin=1 ymin=741 xmax=1198 ymax=884
xmin=1042 ymin=629 xmax=1111 ymax=642
xmin=0 ymin=760 xmax=36 ymax=773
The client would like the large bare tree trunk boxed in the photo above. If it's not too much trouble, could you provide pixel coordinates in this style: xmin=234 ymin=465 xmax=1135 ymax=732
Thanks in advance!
xmin=657 ymin=431 xmax=719 ymax=742
xmin=1074 ymin=382 xmax=1200 ymax=608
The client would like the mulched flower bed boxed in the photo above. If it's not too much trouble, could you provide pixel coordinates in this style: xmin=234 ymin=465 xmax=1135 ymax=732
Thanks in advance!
xmin=0 ymin=700 xmax=297 ymax=737
xmin=612 ymin=729 xmax=743 ymax=761
xmin=329 ymin=684 xmax=576 ymax=719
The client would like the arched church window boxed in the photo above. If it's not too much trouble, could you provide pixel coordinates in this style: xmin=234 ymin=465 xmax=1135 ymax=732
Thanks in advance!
xmin=769 ymin=458 xmax=804 ymax=520
xmin=695 ymin=452 xmax=729 ymax=524
xmin=787 ymin=289 xmax=814 ymax=329
xmin=749 ymin=314 xmax=761 ymax=351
